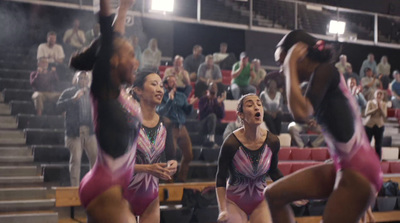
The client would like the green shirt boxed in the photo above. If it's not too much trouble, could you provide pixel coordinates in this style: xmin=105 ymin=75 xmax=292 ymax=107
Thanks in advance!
xmin=233 ymin=62 xmax=251 ymax=87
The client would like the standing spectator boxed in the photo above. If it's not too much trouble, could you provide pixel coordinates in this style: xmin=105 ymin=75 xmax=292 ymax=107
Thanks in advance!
xmin=163 ymin=55 xmax=191 ymax=97
xmin=230 ymin=52 xmax=256 ymax=99
xmin=157 ymin=76 xmax=198 ymax=182
xmin=335 ymin=54 xmax=351 ymax=74
xmin=37 ymin=31 xmax=65 ymax=65
xmin=63 ymin=19 xmax=86 ymax=56
xmin=377 ymin=55 xmax=391 ymax=90
xmin=250 ymin=59 xmax=267 ymax=91
xmin=359 ymin=53 xmax=377 ymax=78
xmin=260 ymin=79 xmax=283 ymax=135
xmin=365 ymin=90 xmax=387 ymax=159
xmin=130 ymin=35 xmax=142 ymax=67
xmin=343 ymin=64 xmax=360 ymax=85
xmin=347 ymin=77 xmax=367 ymax=112
xmin=198 ymin=82 xmax=225 ymax=148
xmin=85 ymin=23 xmax=100 ymax=46
xmin=184 ymin=45 xmax=205 ymax=81
xmin=361 ymin=67 xmax=382 ymax=100
xmin=141 ymin=38 xmax=162 ymax=71
xmin=195 ymin=55 xmax=224 ymax=98
xmin=213 ymin=42 xmax=236 ymax=70
xmin=390 ymin=70 xmax=400 ymax=108
xmin=30 ymin=58 xmax=60 ymax=116
xmin=57 ymin=71 xmax=97 ymax=186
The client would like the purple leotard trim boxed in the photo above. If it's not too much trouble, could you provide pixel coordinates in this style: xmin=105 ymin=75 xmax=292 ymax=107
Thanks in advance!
xmin=125 ymin=123 xmax=167 ymax=215
xmin=79 ymin=89 xmax=141 ymax=208
xmin=226 ymin=145 xmax=272 ymax=216
xmin=324 ymin=75 xmax=382 ymax=191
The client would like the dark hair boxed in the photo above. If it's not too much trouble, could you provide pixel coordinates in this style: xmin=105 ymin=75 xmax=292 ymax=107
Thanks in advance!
xmin=69 ymin=37 xmax=100 ymax=71
xmin=133 ymin=71 xmax=155 ymax=88
xmin=47 ymin=31 xmax=56 ymax=37
xmin=364 ymin=67 xmax=372 ymax=73
xmin=237 ymin=93 xmax=257 ymax=113
xmin=277 ymin=30 xmax=334 ymax=63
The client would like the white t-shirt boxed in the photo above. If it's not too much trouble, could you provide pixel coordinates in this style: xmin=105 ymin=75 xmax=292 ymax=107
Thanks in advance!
xmin=213 ymin=52 xmax=229 ymax=63
xmin=37 ymin=43 xmax=65 ymax=63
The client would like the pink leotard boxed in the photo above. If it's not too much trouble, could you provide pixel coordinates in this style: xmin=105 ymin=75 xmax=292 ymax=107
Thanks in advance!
xmin=125 ymin=120 xmax=167 ymax=215
xmin=305 ymin=63 xmax=383 ymax=191
xmin=216 ymin=133 xmax=283 ymax=216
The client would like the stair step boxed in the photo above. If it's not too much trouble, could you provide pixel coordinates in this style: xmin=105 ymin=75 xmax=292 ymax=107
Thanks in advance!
xmin=0 ymin=212 xmax=58 ymax=223
xmin=0 ymin=199 xmax=55 ymax=212
xmin=0 ymin=187 xmax=47 ymax=200
xmin=0 ymin=138 xmax=26 ymax=145
xmin=0 ymin=155 xmax=34 ymax=163
xmin=0 ymin=104 xmax=11 ymax=115
xmin=0 ymin=166 xmax=38 ymax=177
xmin=0 ymin=122 xmax=18 ymax=129
xmin=0 ymin=176 xmax=43 ymax=184
xmin=0 ymin=116 xmax=16 ymax=124
xmin=0 ymin=130 xmax=24 ymax=138
xmin=0 ymin=147 xmax=31 ymax=156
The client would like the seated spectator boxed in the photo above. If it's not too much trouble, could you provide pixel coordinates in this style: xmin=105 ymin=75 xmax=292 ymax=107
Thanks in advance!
xmin=213 ymin=42 xmax=236 ymax=70
xmin=141 ymin=38 xmax=161 ymax=72
xmin=157 ymin=76 xmax=198 ymax=182
xmin=250 ymin=58 xmax=267 ymax=92
xmin=223 ymin=116 xmax=242 ymax=140
xmin=56 ymin=71 xmax=97 ymax=186
xmin=230 ymin=52 xmax=256 ymax=99
xmin=288 ymin=119 xmax=325 ymax=148
xmin=30 ymin=58 xmax=61 ymax=116
xmin=130 ymin=35 xmax=142 ymax=67
xmin=85 ymin=23 xmax=100 ymax=46
xmin=343 ymin=64 xmax=360 ymax=85
xmin=184 ymin=45 xmax=205 ymax=82
xmin=260 ymin=79 xmax=283 ymax=135
xmin=37 ymin=31 xmax=65 ymax=66
xmin=198 ymin=82 xmax=225 ymax=148
xmin=347 ymin=77 xmax=367 ymax=112
xmin=195 ymin=55 xmax=224 ymax=98
xmin=359 ymin=53 xmax=377 ymax=78
xmin=361 ymin=67 xmax=382 ymax=100
xmin=364 ymin=90 xmax=387 ymax=160
xmin=63 ymin=19 xmax=86 ymax=56
xmin=390 ymin=70 xmax=400 ymax=108
xmin=164 ymin=55 xmax=192 ymax=97
xmin=377 ymin=55 xmax=391 ymax=90
xmin=334 ymin=54 xmax=351 ymax=74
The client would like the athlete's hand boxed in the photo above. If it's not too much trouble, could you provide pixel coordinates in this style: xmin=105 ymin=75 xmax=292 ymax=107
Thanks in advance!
xmin=217 ymin=211 xmax=229 ymax=223
xmin=285 ymin=42 xmax=308 ymax=67
xmin=166 ymin=160 xmax=178 ymax=176
xmin=149 ymin=163 xmax=171 ymax=180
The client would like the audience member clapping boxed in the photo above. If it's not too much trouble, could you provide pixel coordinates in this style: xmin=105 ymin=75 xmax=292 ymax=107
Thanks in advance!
xmin=195 ymin=55 xmax=224 ymax=98
xmin=164 ymin=55 xmax=191 ymax=97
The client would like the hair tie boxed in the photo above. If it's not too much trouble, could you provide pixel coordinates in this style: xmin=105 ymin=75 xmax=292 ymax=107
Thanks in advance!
xmin=314 ymin=40 xmax=325 ymax=51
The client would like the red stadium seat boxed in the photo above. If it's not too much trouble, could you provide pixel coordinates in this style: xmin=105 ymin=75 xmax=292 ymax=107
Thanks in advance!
xmin=380 ymin=162 xmax=390 ymax=174
xmin=158 ymin=65 xmax=172 ymax=79
xmin=291 ymin=148 xmax=312 ymax=160
xmin=389 ymin=162 xmax=400 ymax=173
xmin=291 ymin=162 xmax=321 ymax=173
xmin=278 ymin=148 xmax=292 ymax=160
xmin=278 ymin=163 xmax=292 ymax=176
xmin=221 ymin=110 xmax=237 ymax=123
xmin=221 ymin=70 xmax=232 ymax=85
xmin=388 ymin=108 xmax=395 ymax=118
xmin=311 ymin=148 xmax=330 ymax=161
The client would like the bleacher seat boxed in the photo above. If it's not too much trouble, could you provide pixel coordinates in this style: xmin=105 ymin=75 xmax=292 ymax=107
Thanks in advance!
xmin=25 ymin=128 xmax=65 ymax=145
xmin=380 ymin=162 xmax=390 ymax=174
xmin=310 ymin=148 xmax=330 ymax=161
xmin=17 ymin=114 xmax=64 ymax=129
xmin=278 ymin=148 xmax=291 ymax=160
xmin=160 ymin=206 xmax=193 ymax=223
xmin=32 ymin=145 xmax=88 ymax=163
xmin=200 ymin=148 xmax=220 ymax=162
xmin=291 ymin=162 xmax=322 ymax=173
xmin=41 ymin=163 xmax=89 ymax=186
xmin=278 ymin=162 xmax=292 ymax=176
xmin=376 ymin=197 xmax=397 ymax=211
xmin=10 ymin=101 xmax=36 ymax=115
xmin=3 ymin=89 xmax=33 ymax=103
xmin=291 ymin=148 xmax=312 ymax=160
xmin=389 ymin=162 xmax=400 ymax=173
xmin=0 ymin=69 xmax=30 ymax=80
xmin=0 ymin=78 xmax=31 ymax=91
xmin=221 ymin=110 xmax=236 ymax=123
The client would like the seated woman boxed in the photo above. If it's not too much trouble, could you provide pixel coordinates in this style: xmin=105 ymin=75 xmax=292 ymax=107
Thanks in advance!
xmin=69 ymin=0 xmax=141 ymax=222
xmin=125 ymin=71 xmax=178 ymax=222
xmin=216 ymin=94 xmax=283 ymax=223
xmin=260 ymin=79 xmax=283 ymax=135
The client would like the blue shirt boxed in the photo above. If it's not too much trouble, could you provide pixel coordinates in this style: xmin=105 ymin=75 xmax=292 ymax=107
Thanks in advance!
xmin=157 ymin=90 xmax=193 ymax=124
xmin=391 ymin=80 xmax=400 ymax=96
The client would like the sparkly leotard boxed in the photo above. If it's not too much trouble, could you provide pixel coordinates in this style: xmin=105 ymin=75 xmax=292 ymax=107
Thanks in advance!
xmin=305 ymin=63 xmax=382 ymax=191
xmin=125 ymin=117 xmax=175 ymax=215
xmin=79 ymin=15 xmax=142 ymax=208
xmin=216 ymin=132 xmax=282 ymax=216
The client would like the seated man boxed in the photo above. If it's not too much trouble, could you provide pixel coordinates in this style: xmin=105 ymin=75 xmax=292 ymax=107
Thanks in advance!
xmin=198 ymin=82 xmax=225 ymax=148
xmin=343 ymin=64 xmax=360 ymax=85
xmin=184 ymin=45 xmax=205 ymax=82
xmin=213 ymin=42 xmax=236 ymax=70
xmin=195 ymin=55 xmax=224 ymax=98
xmin=230 ymin=52 xmax=256 ymax=99
xmin=37 ymin=31 xmax=65 ymax=66
xmin=164 ymin=55 xmax=192 ymax=97
xmin=56 ymin=71 xmax=97 ymax=186
xmin=288 ymin=119 xmax=324 ymax=148
xmin=250 ymin=58 xmax=267 ymax=92
xmin=390 ymin=70 xmax=400 ymax=108
xmin=30 ymin=58 xmax=60 ymax=116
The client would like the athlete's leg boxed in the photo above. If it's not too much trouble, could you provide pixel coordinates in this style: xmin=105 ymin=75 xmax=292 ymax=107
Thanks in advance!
xmin=137 ymin=197 xmax=160 ymax=223
xmin=249 ymin=200 xmax=272 ymax=223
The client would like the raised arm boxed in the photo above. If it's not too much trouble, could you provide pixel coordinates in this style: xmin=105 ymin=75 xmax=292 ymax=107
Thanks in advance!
xmin=112 ymin=0 xmax=135 ymax=35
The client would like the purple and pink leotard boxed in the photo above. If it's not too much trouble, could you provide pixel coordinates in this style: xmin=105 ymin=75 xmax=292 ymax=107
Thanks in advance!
xmin=78 ymin=14 xmax=142 ymax=208
xmin=216 ymin=132 xmax=283 ymax=216
xmin=305 ymin=63 xmax=383 ymax=191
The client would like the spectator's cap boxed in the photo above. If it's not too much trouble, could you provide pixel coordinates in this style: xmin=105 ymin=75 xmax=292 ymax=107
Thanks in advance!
xmin=240 ymin=52 xmax=248 ymax=59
